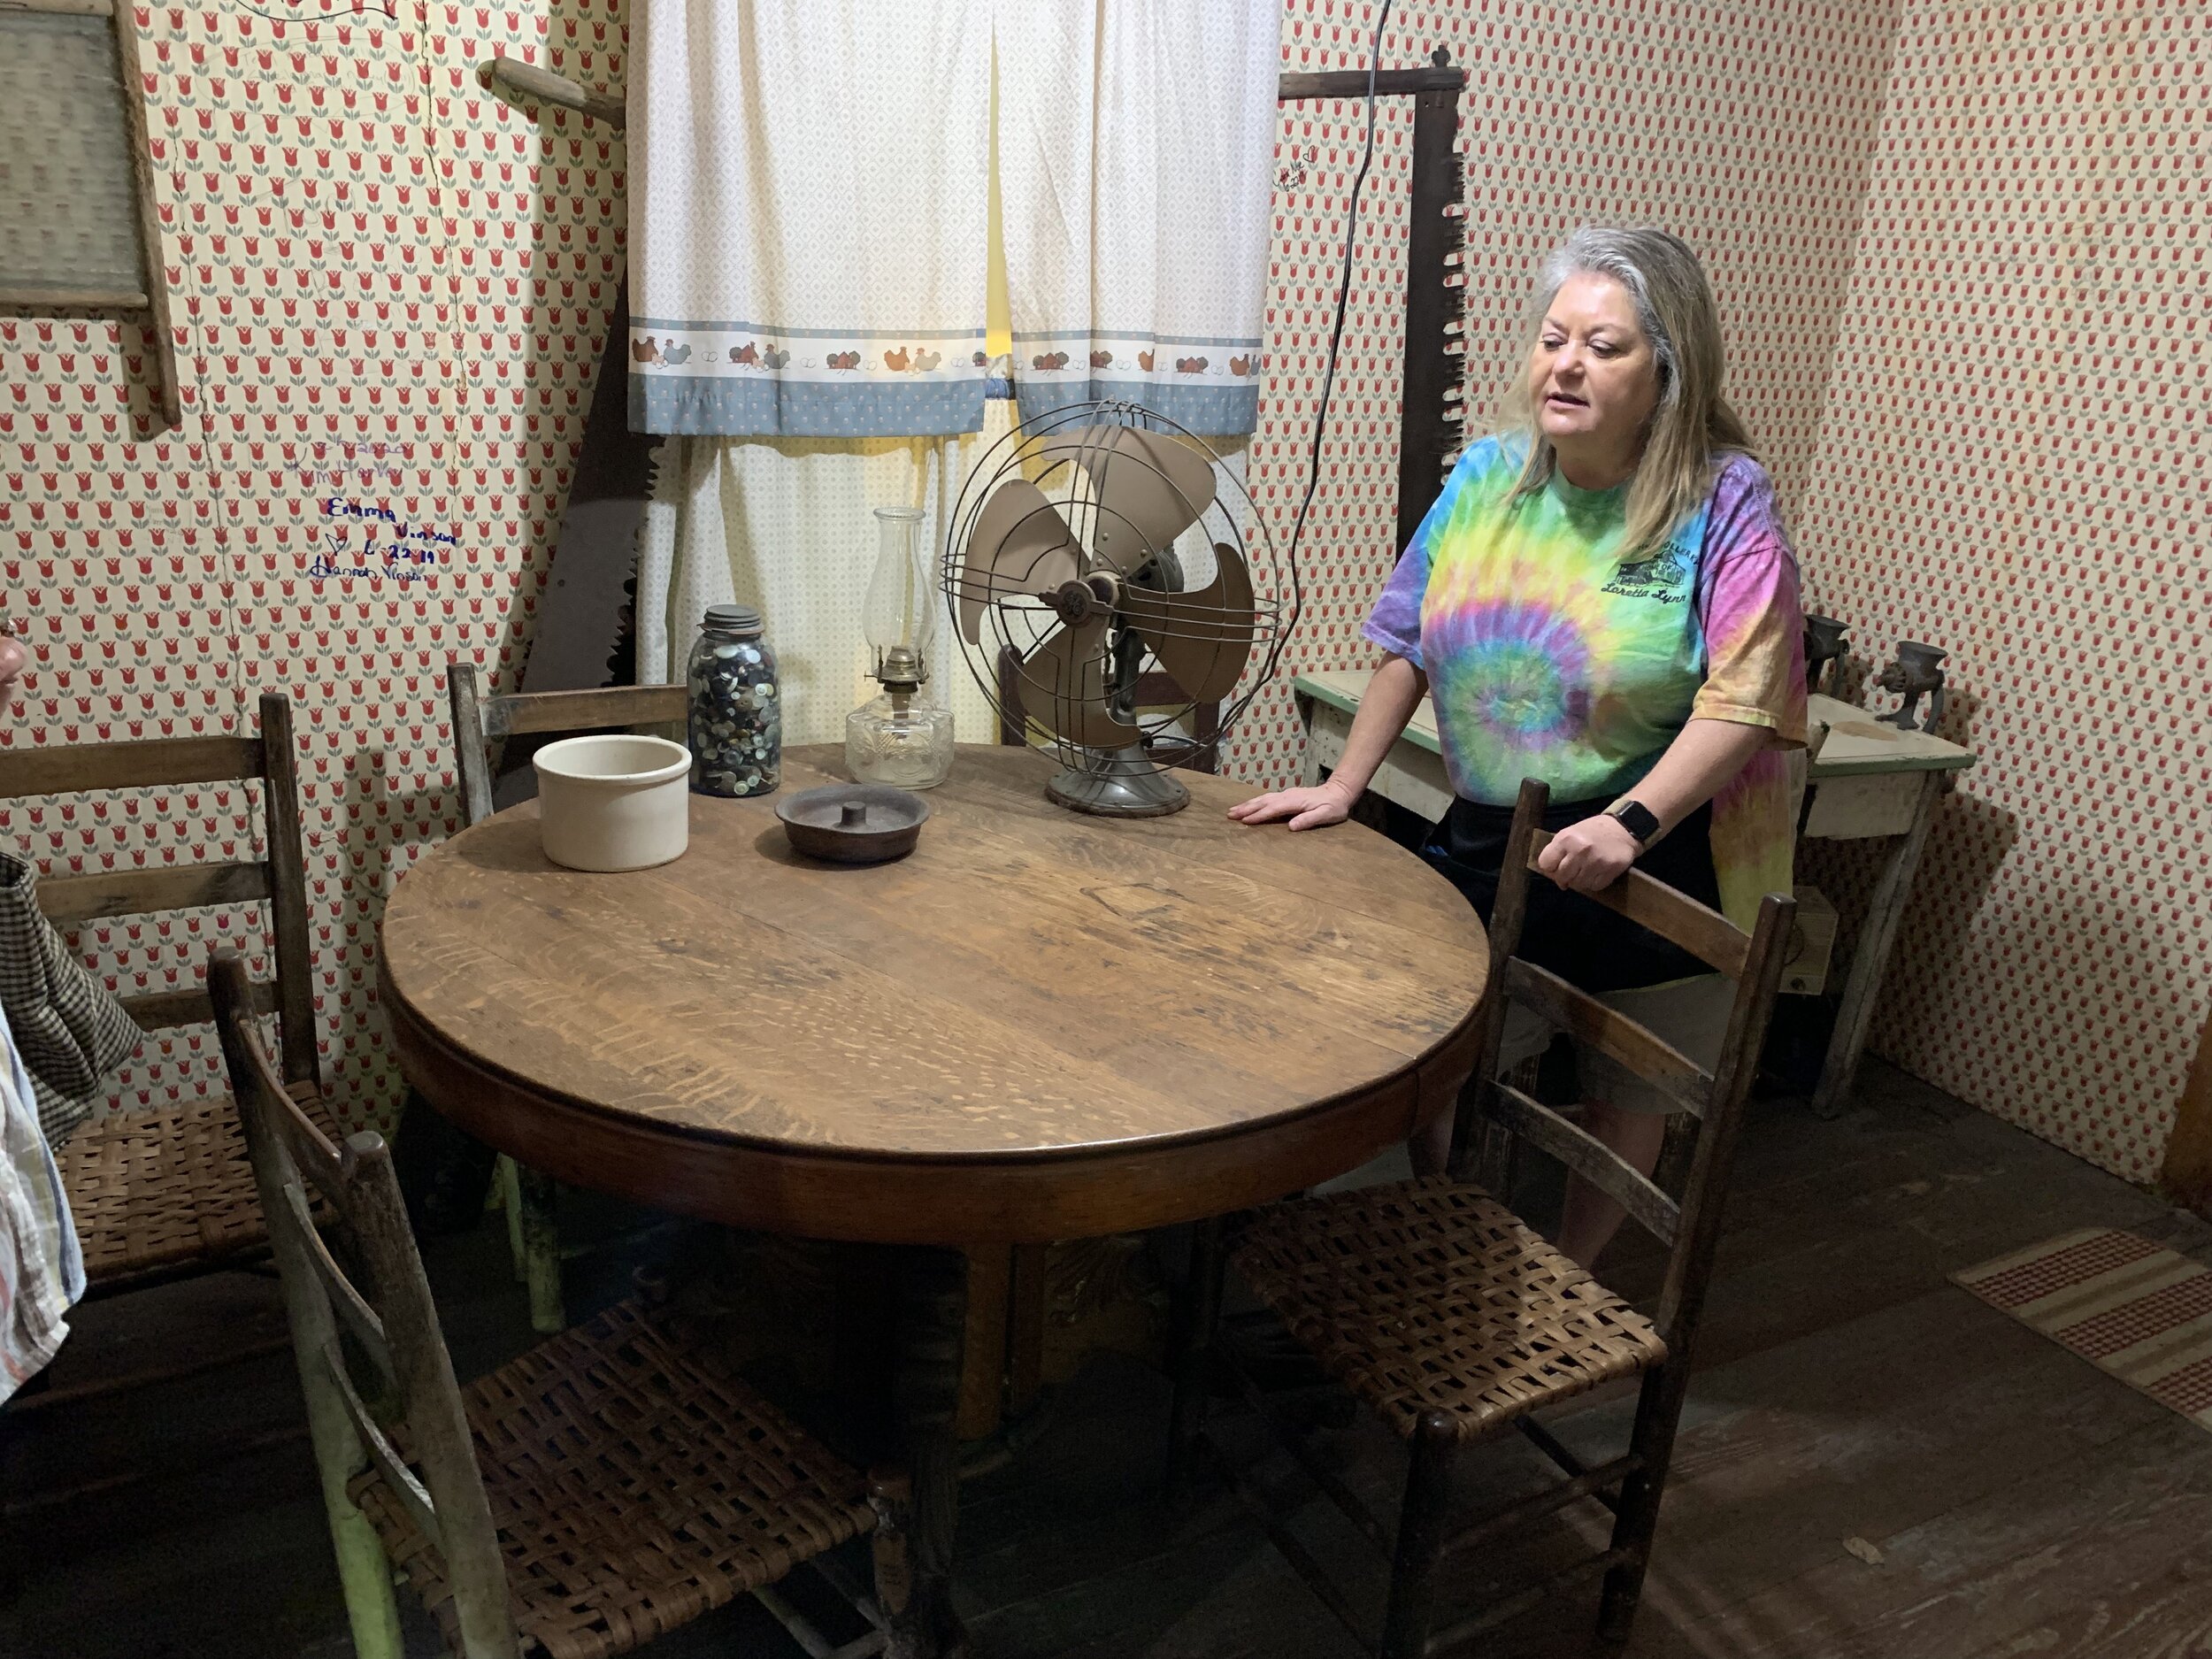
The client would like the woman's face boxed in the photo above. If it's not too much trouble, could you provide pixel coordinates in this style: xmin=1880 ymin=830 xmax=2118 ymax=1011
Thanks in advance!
xmin=1527 ymin=273 xmax=1662 ymax=466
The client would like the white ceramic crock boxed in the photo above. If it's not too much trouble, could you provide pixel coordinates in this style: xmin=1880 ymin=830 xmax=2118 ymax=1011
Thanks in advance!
xmin=531 ymin=733 xmax=692 ymax=872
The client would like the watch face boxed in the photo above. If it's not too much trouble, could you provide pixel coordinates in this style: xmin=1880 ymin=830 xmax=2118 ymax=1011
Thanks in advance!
xmin=1611 ymin=801 xmax=1659 ymax=844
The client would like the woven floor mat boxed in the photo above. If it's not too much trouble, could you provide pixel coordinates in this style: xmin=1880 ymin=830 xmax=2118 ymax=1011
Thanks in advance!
xmin=1950 ymin=1227 xmax=2212 ymax=1431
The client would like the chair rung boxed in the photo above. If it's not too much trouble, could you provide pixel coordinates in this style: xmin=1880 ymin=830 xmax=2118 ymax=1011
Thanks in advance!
xmin=1514 ymin=1415 xmax=1617 ymax=1510
xmin=1218 ymin=1332 xmax=1391 ymax=1552
xmin=1195 ymin=1432 xmax=1373 ymax=1647
xmin=3 ymin=1330 xmax=292 ymax=1412
xmin=78 ymin=1245 xmax=275 ymax=1302
xmin=2 ymin=1422 xmax=309 ymax=1517
xmin=1441 ymin=1455 xmax=1640 ymax=1559
xmin=1423 ymin=1546 xmax=1636 ymax=1655
xmin=808 ymin=1549 xmax=888 ymax=1634
xmin=751 ymin=1581 xmax=884 ymax=1659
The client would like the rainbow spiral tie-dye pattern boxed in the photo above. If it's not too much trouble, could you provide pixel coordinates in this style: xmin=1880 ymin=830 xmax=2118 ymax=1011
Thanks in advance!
xmin=1364 ymin=435 xmax=1808 ymax=930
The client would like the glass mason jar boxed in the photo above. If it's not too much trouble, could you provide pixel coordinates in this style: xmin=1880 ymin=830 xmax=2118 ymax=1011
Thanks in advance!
xmin=687 ymin=603 xmax=780 ymax=796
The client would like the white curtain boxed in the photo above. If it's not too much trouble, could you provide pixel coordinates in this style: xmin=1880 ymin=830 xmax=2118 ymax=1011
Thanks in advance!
xmin=635 ymin=404 xmax=1017 ymax=744
xmin=635 ymin=411 xmax=1257 ymax=749
xmin=998 ymin=0 xmax=1281 ymax=434
xmin=629 ymin=0 xmax=1284 ymax=739
xmin=626 ymin=1 xmax=993 ymax=437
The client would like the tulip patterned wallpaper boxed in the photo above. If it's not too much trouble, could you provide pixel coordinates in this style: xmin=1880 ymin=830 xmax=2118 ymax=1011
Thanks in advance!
xmin=0 ymin=0 xmax=2200 ymax=1184
xmin=1790 ymin=0 xmax=2209 ymax=1180
xmin=2 ymin=0 xmax=627 ymax=1122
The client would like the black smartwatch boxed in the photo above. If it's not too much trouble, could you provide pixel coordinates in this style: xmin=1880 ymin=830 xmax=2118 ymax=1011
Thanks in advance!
xmin=1604 ymin=798 xmax=1661 ymax=851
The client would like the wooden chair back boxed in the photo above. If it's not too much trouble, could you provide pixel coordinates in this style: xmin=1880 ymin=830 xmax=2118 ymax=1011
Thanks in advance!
xmin=211 ymin=948 xmax=522 ymax=1659
xmin=1448 ymin=777 xmax=1794 ymax=1351
xmin=994 ymin=643 xmax=1222 ymax=773
xmin=0 ymin=691 xmax=318 ymax=1087
xmin=447 ymin=662 xmax=687 ymax=828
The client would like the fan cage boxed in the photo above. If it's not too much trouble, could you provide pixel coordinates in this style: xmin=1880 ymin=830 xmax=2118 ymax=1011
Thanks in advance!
xmin=939 ymin=400 xmax=1297 ymax=774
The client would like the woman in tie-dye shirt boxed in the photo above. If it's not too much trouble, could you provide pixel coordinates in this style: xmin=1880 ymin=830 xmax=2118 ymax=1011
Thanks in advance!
xmin=1233 ymin=226 xmax=1805 ymax=1268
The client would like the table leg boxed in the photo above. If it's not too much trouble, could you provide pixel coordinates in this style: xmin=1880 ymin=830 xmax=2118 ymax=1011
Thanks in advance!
xmin=1811 ymin=771 xmax=1944 ymax=1120
xmin=1006 ymin=1243 xmax=1048 ymax=1420
xmin=1295 ymin=693 xmax=1324 ymax=789
xmin=956 ymin=1245 xmax=1011 ymax=1443
xmin=890 ymin=1245 xmax=970 ymax=1659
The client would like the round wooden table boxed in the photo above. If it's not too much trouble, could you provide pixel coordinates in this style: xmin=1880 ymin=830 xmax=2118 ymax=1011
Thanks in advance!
xmin=381 ymin=743 xmax=1489 ymax=1243
xmin=379 ymin=741 xmax=1489 ymax=1655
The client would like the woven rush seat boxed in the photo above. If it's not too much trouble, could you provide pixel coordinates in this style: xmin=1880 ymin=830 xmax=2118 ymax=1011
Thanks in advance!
xmin=349 ymin=1295 xmax=876 ymax=1659
xmin=1233 ymin=1174 xmax=1666 ymax=1442
xmin=58 ymin=1082 xmax=335 ymax=1285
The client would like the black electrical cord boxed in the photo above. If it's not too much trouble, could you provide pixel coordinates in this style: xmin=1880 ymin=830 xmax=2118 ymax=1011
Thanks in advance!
xmin=1279 ymin=0 xmax=1395 ymax=589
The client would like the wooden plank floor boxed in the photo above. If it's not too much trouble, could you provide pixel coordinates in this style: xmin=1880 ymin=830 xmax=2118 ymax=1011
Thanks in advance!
xmin=5 ymin=1059 xmax=2208 ymax=1659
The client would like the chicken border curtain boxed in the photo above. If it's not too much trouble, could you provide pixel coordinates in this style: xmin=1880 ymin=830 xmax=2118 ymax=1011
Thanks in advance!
xmin=626 ymin=0 xmax=1281 ymax=441
xmin=998 ymin=0 xmax=1280 ymax=435
xmin=627 ymin=4 xmax=995 ymax=437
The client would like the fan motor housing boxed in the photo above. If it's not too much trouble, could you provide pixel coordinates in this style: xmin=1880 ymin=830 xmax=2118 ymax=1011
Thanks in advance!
xmin=1047 ymin=572 xmax=1121 ymax=626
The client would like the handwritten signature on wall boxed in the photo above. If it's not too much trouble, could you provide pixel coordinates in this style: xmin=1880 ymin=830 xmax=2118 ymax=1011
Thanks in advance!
xmin=309 ymin=495 xmax=458 ymax=586
xmin=288 ymin=440 xmax=411 ymax=492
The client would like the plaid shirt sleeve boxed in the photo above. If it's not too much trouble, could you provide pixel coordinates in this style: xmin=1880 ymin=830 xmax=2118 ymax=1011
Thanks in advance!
xmin=1 ymin=999 xmax=85 ymax=1402
xmin=0 ymin=849 xmax=143 ymax=1147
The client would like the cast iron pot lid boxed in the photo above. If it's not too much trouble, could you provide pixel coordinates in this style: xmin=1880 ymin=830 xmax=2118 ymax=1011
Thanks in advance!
xmin=775 ymin=783 xmax=932 ymax=864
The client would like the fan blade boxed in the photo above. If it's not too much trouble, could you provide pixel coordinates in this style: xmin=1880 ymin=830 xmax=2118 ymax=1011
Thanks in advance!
xmin=1120 ymin=541 xmax=1256 ymax=703
xmin=956 ymin=479 xmax=1083 ymax=642
xmin=1018 ymin=617 xmax=1141 ymax=750
xmin=1034 ymin=426 xmax=1217 ymax=574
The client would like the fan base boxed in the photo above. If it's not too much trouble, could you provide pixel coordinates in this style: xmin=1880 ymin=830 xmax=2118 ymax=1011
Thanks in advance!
xmin=1045 ymin=747 xmax=1191 ymax=818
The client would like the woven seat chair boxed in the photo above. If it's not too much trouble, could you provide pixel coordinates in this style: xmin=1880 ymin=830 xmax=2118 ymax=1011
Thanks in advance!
xmin=445 ymin=662 xmax=690 ymax=1333
xmin=1166 ymin=777 xmax=1794 ymax=1657
xmin=211 ymin=949 xmax=905 ymax=1659
xmin=0 ymin=691 xmax=324 ymax=1295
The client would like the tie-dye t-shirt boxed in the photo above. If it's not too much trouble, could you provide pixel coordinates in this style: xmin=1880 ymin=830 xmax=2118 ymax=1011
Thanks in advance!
xmin=1363 ymin=435 xmax=1808 ymax=930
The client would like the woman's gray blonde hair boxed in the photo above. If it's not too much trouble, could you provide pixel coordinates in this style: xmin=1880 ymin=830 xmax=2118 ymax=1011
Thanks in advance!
xmin=1500 ymin=225 xmax=1755 ymax=561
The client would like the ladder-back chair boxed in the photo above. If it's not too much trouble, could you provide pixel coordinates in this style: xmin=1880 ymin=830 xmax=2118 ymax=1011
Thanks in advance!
xmin=1169 ymin=777 xmax=1794 ymax=1656
xmin=211 ymin=948 xmax=902 ymax=1659
xmin=0 ymin=690 xmax=323 ymax=1293
xmin=444 ymin=661 xmax=687 ymax=1333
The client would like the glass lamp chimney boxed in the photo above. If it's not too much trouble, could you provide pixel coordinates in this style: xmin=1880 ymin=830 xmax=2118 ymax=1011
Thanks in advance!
xmin=862 ymin=507 xmax=932 ymax=692
xmin=847 ymin=506 xmax=956 ymax=788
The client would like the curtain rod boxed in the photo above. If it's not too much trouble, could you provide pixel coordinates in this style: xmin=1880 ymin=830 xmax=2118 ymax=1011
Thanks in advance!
xmin=474 ymin=48 xmax=1468 ymax=131
xmin=477 ymin=54 xmax=626 ymax=128
xmin=1278 ymin=50 xmax=1465 ymax=103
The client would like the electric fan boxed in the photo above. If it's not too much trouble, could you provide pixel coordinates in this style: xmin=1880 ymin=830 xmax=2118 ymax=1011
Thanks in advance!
xmin=942 ymin=403 xmax=1292 ymax=817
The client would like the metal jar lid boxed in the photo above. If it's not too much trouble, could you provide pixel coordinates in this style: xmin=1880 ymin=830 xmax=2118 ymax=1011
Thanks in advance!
xmin=703 ymin=603 xmax=763 ymax=636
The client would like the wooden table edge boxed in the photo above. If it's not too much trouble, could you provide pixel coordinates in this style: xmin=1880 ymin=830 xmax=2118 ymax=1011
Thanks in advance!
xmin=377 ymin=956 xmax=1489 ymax=1245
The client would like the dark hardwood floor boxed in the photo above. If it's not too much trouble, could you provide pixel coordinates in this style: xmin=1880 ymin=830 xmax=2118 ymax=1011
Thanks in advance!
xmin=6 ymin=1059 xmax=2208 ymax=1659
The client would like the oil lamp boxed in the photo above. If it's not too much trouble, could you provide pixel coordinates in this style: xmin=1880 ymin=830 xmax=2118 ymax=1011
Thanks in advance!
xmin=846 ymin=507 xmax=956 ymax=788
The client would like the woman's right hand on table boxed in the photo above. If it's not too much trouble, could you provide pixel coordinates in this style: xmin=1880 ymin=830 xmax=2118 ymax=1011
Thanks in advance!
xmin=1227 ymin=779 xmax=1357 ymax=832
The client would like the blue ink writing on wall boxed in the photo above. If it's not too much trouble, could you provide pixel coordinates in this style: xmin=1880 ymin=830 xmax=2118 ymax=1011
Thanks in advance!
xmin=308 ymin=497 xmax=459 ymax=586
xmin=287 ymin=440 xmax=412 ymax=490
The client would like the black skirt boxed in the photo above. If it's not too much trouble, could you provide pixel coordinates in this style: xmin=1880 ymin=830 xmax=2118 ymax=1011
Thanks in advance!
xmin=1420 ymin=794 xmax=1721 ymax=994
